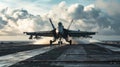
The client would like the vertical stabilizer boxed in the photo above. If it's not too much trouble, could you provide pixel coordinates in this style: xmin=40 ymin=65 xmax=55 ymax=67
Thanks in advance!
xmin=67 ymin=19 xmax=73 ymax=29
xmin=49 ymin=18 xmax=56 ymax=30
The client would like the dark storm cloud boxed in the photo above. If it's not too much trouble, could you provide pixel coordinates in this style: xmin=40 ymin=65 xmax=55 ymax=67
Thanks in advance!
xmin=0 ymin=17 xmax=7 ymax=29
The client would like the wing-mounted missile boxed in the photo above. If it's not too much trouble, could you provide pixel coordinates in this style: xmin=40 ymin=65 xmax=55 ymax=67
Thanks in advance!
xmin=23 ymin=32 xmax=27 ymax=34
xmin=34 ymin=35 xmax=41 ymax=39
xmin=49 ymin=18 xmax=56 ymax=30
xmin=24 ymin=32 xmax=34 ymax=39
xmin=23 ymin=32 xmax=30 ymax=35
xmin=29 ymin=35 xmax=33 ymax=39
xmin=83 ymin=35 xmax=92 ymax=38
xmin=87 ymin=35 xmax=92 ymax=38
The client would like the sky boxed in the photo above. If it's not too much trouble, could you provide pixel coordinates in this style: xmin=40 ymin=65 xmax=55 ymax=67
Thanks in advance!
xmin=0 ymin=0 xmax=96 ymax=15
xmin=0 ymin=0 xmax=120 ymax=41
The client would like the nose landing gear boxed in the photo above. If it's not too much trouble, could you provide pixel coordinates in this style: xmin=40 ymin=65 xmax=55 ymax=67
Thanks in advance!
xmin=58 ymin=41 xmax=63 ymax=45
xmin=69 ymin=40 xmax=72 ymax=45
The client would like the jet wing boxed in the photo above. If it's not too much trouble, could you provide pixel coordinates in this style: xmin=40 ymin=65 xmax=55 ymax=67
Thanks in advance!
xmin=24 ymin=30 xmax=56 ymax=39
xmin=24 ymin=18 xmax=58 ymax=39
xmin=67 ymin=30 xmax=96 ymax=38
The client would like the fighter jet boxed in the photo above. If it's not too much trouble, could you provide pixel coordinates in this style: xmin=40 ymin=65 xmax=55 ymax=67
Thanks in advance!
xmin=24 ymin=18 xmax=96 ymax=45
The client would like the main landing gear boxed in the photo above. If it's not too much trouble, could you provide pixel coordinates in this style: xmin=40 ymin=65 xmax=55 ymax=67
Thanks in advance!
xmin=50 ymin=40 xmax=52 ymax=46
xmin=69 ymin=40 xmax=72 ymax=45
xmin=50 ymin=39 xmax=72 ymax=46
xmin=65 ymin=39 xmax=72 ymax=45
xmin=50 ymin=39 xmax=56 ymax=46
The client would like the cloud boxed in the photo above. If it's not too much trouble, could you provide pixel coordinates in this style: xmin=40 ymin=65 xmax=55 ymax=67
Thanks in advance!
xmin=0 ymin=1 xmax=120 ymax=36
xmin=68 ymin=4 xmax=84 ymax=19
xmin=0 ymin=0 xmax=49 ymax=15
xmin=95 ymin=0 xmax=120 ymax=15
xmin=0 ymin=17 xmax=7 ymax=29
xmin=94 ymin=0 xmax=120 ymax=35
xmin=0 ymin=8 xmax=51 ymax=35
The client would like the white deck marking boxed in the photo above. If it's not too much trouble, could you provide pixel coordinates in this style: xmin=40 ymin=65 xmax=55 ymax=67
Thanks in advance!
xmin=96 ymin=44 xmax=120 ymax=52
xmin=0 ymin=46 xmax=59 ymax=67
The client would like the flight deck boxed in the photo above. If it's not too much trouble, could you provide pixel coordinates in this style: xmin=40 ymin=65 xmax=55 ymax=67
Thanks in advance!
xmin=0 ymin=41 xmax=120 ymax=67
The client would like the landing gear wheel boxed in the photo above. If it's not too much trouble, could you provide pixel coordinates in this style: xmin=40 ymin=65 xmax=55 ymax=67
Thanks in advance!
xmin=69 ymin=40 xmax=72 ymax=45
xmin=61 ymin=41 xmax=63 ymax=44
xmin=50 ymin=40 xmax=52 ymax=46
xmin=58 ymin=41 xmax=60 ymax=45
